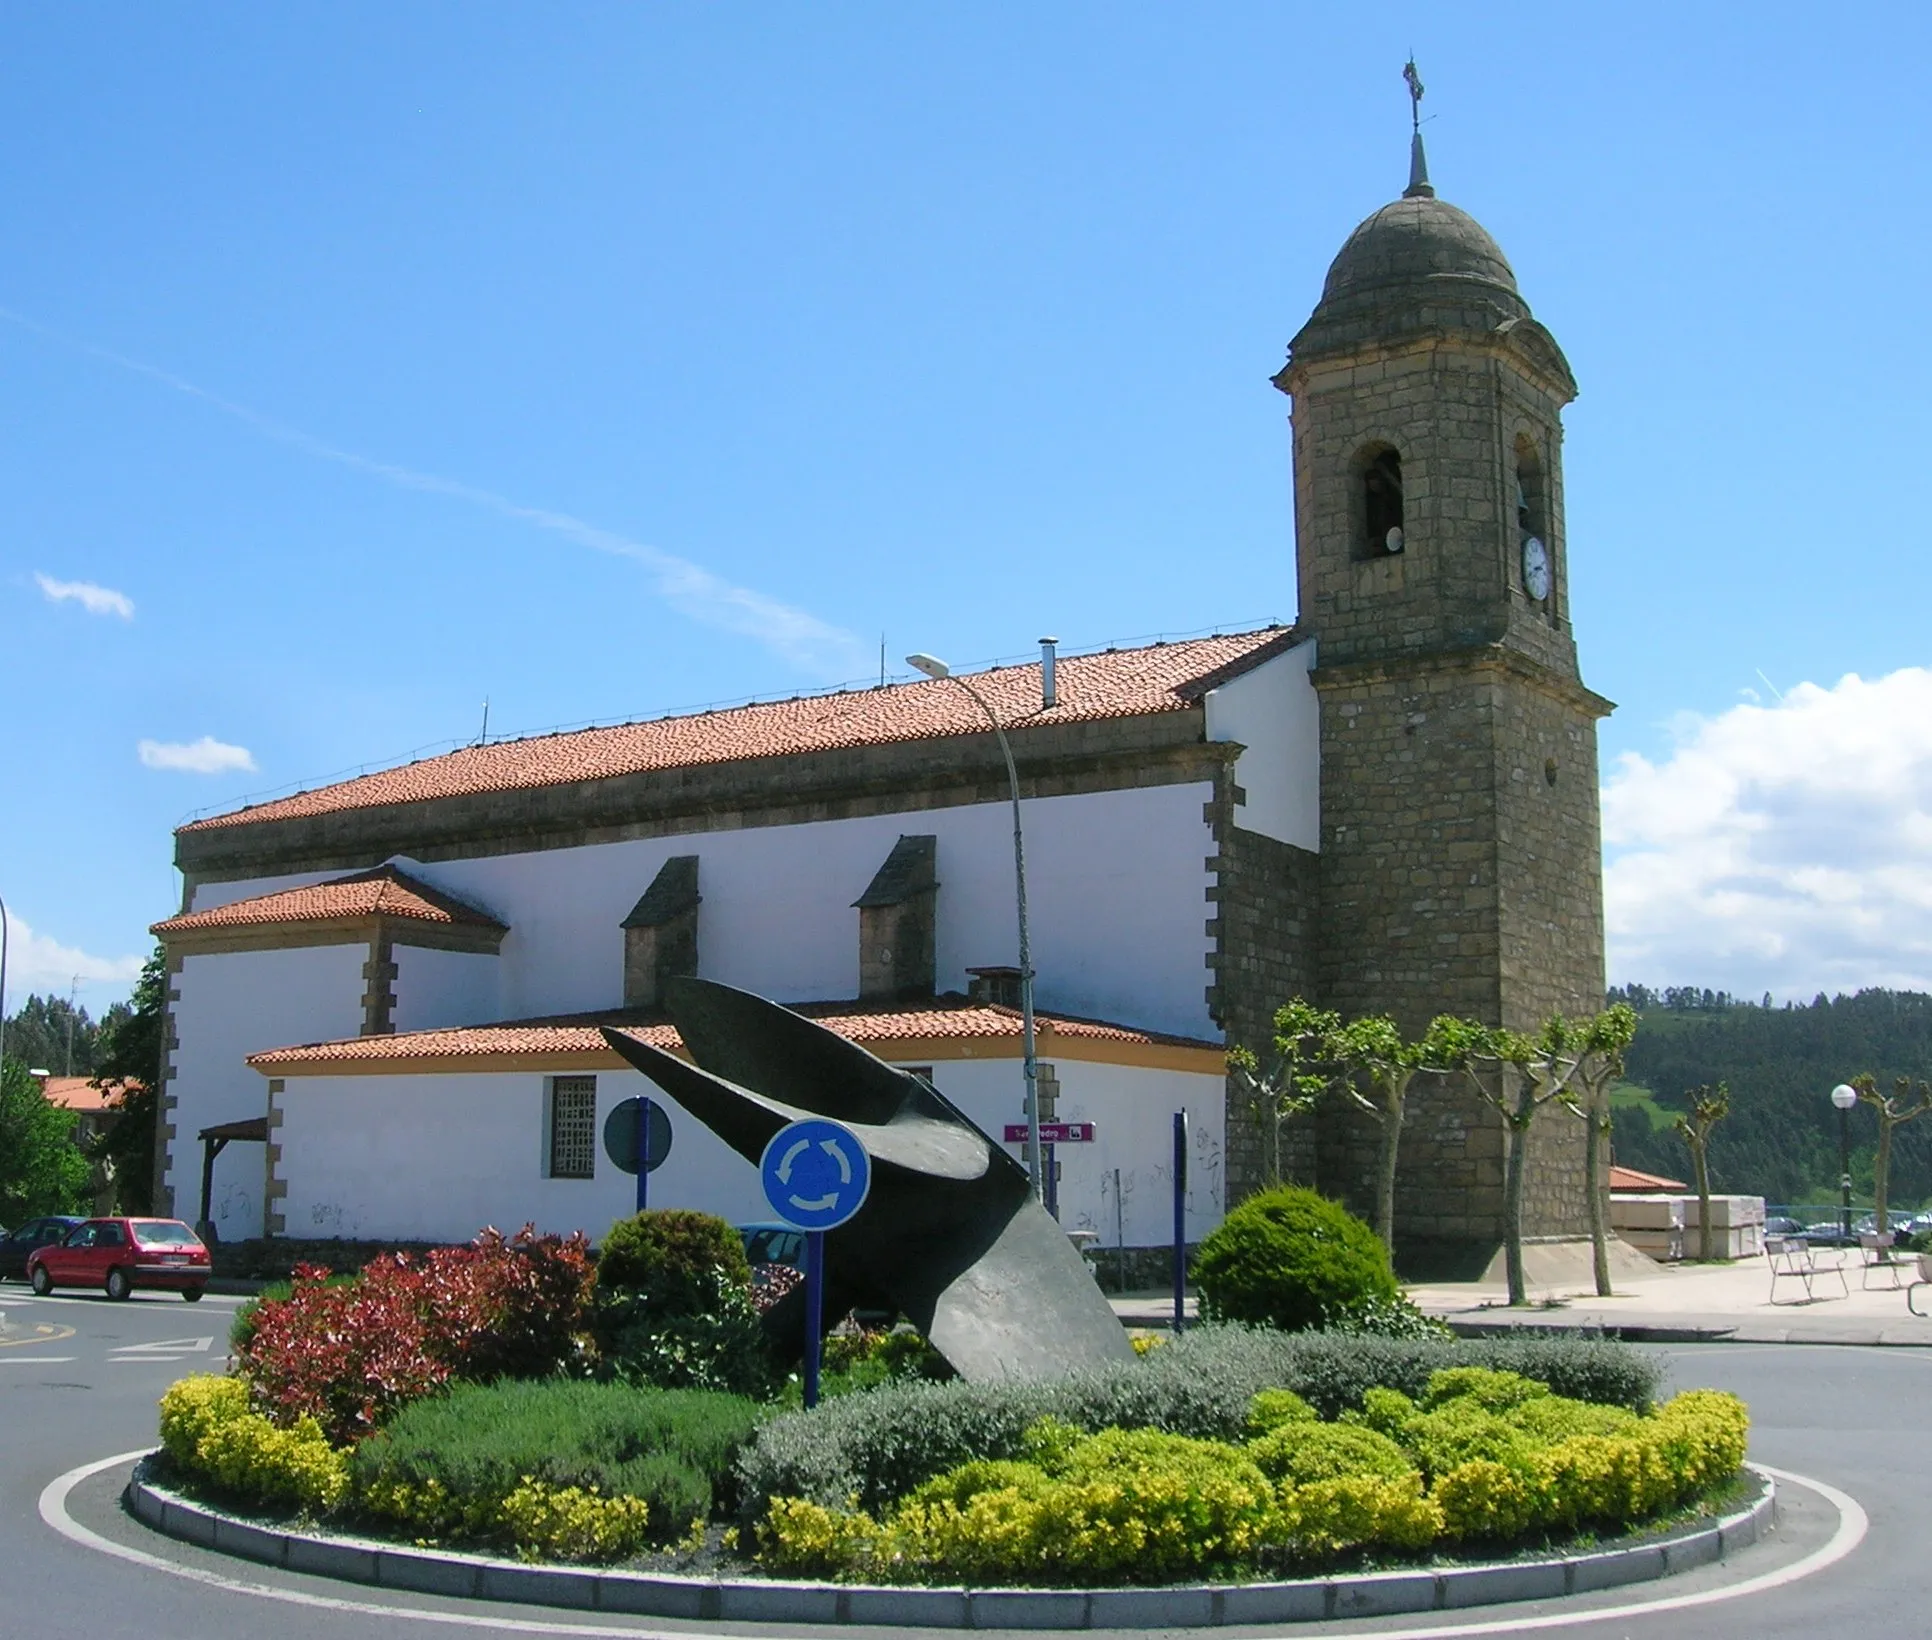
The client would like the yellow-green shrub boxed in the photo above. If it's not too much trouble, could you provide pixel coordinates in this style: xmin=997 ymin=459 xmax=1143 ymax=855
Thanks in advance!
xmin=758 ymin=1497 xmax=884 ymax=1579
xmin=497 ymin=1480 xmax=652 ymax=1563
xmin=1646 ymin=1390 xmax=1750 ymax=1495
xmin=1250 ymin=1421 xmax=1414 ymax=1486
xmin=761 ymin=1428 xmax=1278 ymax=1584
xmin=1434 ymin=1458 xmax=1542 ymax=1540
xmin=1527 ymin=1435 xmax=1673 ymax=1528
xmin=1247 ymin=1388 xmax=1317 ymax=1436
xmin=1396 ymin=1399 xmax=1534 ymax=1479
xmin=1506 ymin=1394 xmax=1642 ymax=1445
xmin=1277 ymin=1472 xmax=1443 ymax=1555
xmin=1423 ymin=1367 xmax=1549 ymax=1412
xmin=158 ymin=1373 xmax=349 ymax=1513
xmin=1346 ymin=1386 xmax=1417 ymax=1439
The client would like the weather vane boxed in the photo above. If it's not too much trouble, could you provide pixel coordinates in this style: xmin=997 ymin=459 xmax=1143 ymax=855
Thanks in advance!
xmin=1403 ymin=58 xmax=1424 ymax=133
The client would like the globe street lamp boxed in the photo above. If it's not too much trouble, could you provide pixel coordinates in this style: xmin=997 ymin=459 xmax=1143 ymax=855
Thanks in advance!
xmin=905 ymin=651 xmax=1044 ymax=1207
xmin=1831 ymin=1082 xmax=1859 ymax=1243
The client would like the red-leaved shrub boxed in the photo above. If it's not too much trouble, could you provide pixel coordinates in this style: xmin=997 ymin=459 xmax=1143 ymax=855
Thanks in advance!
xmin=239 ymin=1226 xmax=593 ymax=1443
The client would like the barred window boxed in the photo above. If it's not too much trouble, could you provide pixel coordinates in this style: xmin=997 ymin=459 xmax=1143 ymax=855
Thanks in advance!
xmin=547 ymin=1076 xmax=598 ymax=1180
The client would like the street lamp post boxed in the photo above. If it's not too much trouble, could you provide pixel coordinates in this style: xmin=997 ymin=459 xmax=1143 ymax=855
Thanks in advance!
xmin=1831 ymin=1082 xmax=1858 ymax=1243
xmin=0 ymin=893 xmax=11 ymax=1075
xmin=906 ymin=651 xmax=1044 ymax=1207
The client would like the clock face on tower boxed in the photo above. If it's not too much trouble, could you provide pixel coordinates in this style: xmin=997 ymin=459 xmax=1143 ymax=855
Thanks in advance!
xmin=1522 ymin=536 xmax=1551 ymax=602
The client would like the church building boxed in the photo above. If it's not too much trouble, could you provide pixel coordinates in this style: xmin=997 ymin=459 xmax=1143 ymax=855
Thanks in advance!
xmin=153 ymin=130 xmax=1609 ymax=1275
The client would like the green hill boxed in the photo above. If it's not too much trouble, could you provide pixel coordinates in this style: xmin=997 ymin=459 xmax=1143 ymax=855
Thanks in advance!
xmin=1606 ymin=986 xmax=1932 ymax=1209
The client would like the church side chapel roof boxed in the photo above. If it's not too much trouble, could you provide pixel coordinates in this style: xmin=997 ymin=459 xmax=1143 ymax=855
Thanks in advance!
xmin=246 ymin=993 xmax=1220 ymax=1073
xmin=153 ymin=864 xmax=507 ymax=936
xmin=180 ymin=627 xmax=1298 ymax=836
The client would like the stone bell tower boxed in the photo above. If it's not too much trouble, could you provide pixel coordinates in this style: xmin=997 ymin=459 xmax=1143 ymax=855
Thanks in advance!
xmin=1275 ymin=110 xmax=1613 ymax=1261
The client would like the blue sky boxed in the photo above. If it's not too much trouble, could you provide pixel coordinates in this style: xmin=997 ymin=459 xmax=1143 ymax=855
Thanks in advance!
xmin=4 ymin=4 xmax=1929 ymax=1012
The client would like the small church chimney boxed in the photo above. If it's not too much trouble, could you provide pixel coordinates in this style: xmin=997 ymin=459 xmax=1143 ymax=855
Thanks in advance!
xmin=1039 ymin=636 xmax=1059 ymax=709
xmin=855 ymin=835 xmax=939 ymax=1001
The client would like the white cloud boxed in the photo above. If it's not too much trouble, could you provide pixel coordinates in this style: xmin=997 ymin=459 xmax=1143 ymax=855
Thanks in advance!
xmin=138 ymin=736 xmax=257 ymax=774
xmin=1604 ymin=668 xmax=1932 ymax=998
xmin=36 ymin=572 xmax=134 ymax=619
xmin=0 ymin=912 xmax=144 ymax=1014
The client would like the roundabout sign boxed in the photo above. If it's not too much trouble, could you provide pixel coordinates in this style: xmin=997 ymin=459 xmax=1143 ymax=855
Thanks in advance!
xmin=759 ymin=1118 xmax=870 ymax=1406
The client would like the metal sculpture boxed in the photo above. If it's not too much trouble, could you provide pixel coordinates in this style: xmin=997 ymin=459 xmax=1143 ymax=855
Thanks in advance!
xmin=601 ymin=978 xmax=1134 ymax=1381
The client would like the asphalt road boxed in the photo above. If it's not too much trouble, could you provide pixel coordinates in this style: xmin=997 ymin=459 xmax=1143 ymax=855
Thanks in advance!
xmin=3 ymin=1284 xmax=1924 ymax=1639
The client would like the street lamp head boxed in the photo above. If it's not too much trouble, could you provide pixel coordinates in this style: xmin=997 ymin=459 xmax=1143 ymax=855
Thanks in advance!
xmin=1832 ymin=1083 xmax=1859 ymax=1110
xmin=905 ymin=653 xmax=951 ymax=681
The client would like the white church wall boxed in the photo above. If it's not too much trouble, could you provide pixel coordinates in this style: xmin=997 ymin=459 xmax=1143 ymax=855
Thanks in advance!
xmin=391 ymin=946 xmax=502 ymax=1034
xmin=271 ymin=1051 xmax=1224 ymax=1250
xmin=167 ymin=943 xmax=367 ymax=1238
xmin=362 ymin=781 xmax=1219 ymax=1039
xmin=276 ymin=1066 xmax=780 ymax=1245
xmin=1203 ymin=638 xmax=1320 ymax=850
xmin=920 ymin=1058 xmax=1226 ymax=1248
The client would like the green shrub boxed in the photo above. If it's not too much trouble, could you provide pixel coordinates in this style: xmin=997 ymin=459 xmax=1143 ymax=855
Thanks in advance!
xmin=1433 ymin=1458 xmax=1540 ymax=1540
xmin=352 ymin=1377 xmax=764 ymax=1541
xmin=736 ymin=1325 xmax=1663 ymax=1519
xmin=1192 ymin=1187 xmax=1398 ymax=1332
xmin=596 ymin=1209 xmax=751 ymax=1299
xmin=1249 ymin=1421 xmax=1414 ymax=1486
xmin=594 ymin=1270 xmax=779 ymax=1396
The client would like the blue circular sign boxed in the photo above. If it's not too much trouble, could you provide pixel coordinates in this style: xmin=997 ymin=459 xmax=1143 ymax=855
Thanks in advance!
xmin=759 ymin=1119 xmax=872 ymax=1232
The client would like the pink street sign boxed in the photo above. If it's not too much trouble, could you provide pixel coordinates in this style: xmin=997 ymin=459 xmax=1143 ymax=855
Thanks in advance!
xmin=1003 ymin=1122 xmax=1096 ymax=1144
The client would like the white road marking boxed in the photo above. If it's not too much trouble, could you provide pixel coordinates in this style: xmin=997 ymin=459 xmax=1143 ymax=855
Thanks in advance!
xmin=40 ymin=1453 xmax=1867 ymax=1639
xmin=109 ymin=1336 xmax=214 ymax=1363
xmin=0 ymin=1356 xmax=77 ymax=1364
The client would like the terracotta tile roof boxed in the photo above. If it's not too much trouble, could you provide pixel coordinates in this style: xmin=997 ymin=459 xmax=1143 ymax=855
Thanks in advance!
xmin=40 ymin=1075 xmax=139 ymax=1114
xmin=154 ymin=865 xmax=506 ymax=937
xmin=1609 ymin=1164 xmax=1689 ymax=1193
xmin=247 ymin=994 xmax=1219 ymax=1069
xmin=184 ymin=628 xmax=1296 ymax=834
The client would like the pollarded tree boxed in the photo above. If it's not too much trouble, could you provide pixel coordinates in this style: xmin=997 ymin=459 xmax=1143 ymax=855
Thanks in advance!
xmin=1227 ymin=998 xmax=1339 ymax=1190
xmin=1568 ymin=1003 xmax=1640 ymax=1297
xmin=1851 ymin=1073 xmax=1932 ymax=1245
xmin=1674 ymin=1084 xmax=1731 ymax=1261
xmin=1330 ymin=1013 xmax=1432 ymax=1252
xmin=1428 ymin=1014 xmax=1591 ymax=1306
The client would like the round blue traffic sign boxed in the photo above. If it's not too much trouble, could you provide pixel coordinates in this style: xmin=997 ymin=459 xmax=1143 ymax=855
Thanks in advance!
xmin=759 ymin=1119 xmax=872 ymax=1232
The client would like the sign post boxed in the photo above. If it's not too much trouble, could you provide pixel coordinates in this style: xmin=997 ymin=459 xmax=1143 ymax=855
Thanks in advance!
xmin=1172 ymin=1109 xmax=1188 ymax=1336
xmin=759 ymin=1118 xmax=872 ymax=1408
xmin=603 ymin=1097 xmax=673 ymax=1211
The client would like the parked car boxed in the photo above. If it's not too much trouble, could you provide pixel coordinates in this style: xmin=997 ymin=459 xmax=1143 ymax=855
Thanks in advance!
xmin=1763 ymin=1215 xmax=1807 ymax=1240
xmin=26 ymin=1217 xmax=210 ymax=1301
xmin=739 ymin=1222 xmax=808 ymax=1271
xmin=0 ymin=1215 xmax=86 ymax=1281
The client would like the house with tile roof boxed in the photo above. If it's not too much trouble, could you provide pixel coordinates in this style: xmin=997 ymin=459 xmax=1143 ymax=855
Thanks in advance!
xmin=153 ymin=131 xmax=1611 ymax=1275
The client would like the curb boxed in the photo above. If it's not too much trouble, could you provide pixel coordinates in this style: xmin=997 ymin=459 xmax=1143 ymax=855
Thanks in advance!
xmin=1436 ymin=1317 xmax=1932 ymax=1348
xmin=124 ymin=1462 xmax=1776 ymax=1630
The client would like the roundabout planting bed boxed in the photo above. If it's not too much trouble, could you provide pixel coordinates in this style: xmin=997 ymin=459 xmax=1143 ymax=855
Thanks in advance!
xmin=138 ymin=1212 xmax=1763 ymax=1619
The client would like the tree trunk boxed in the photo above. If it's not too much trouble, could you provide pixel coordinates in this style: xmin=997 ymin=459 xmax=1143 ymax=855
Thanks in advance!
xmin=1692 ymin=1145 xmax=1712 ymax=1261
xmin=1265 ymin=1103 xmax=1281 ymax=1189
xmin=1875 ymin=1117 xmax=1893 ymax=1245
xmin=1585 ymin=1101 xmax=1612 ymax=1297
xmin=1503 ymin=1076 xmax=1532 ymax=1306
xmin=1375 ymin=1100 xmax=1401 ymax=1254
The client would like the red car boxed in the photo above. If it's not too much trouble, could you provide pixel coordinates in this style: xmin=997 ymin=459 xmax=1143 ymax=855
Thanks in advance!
xmin=27 ymin=1217 xmax=210 ymax=1302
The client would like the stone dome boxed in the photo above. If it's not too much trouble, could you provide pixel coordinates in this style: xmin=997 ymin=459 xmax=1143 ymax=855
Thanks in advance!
xmin=1319 ymin=193 xmax=1517 ymax=304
